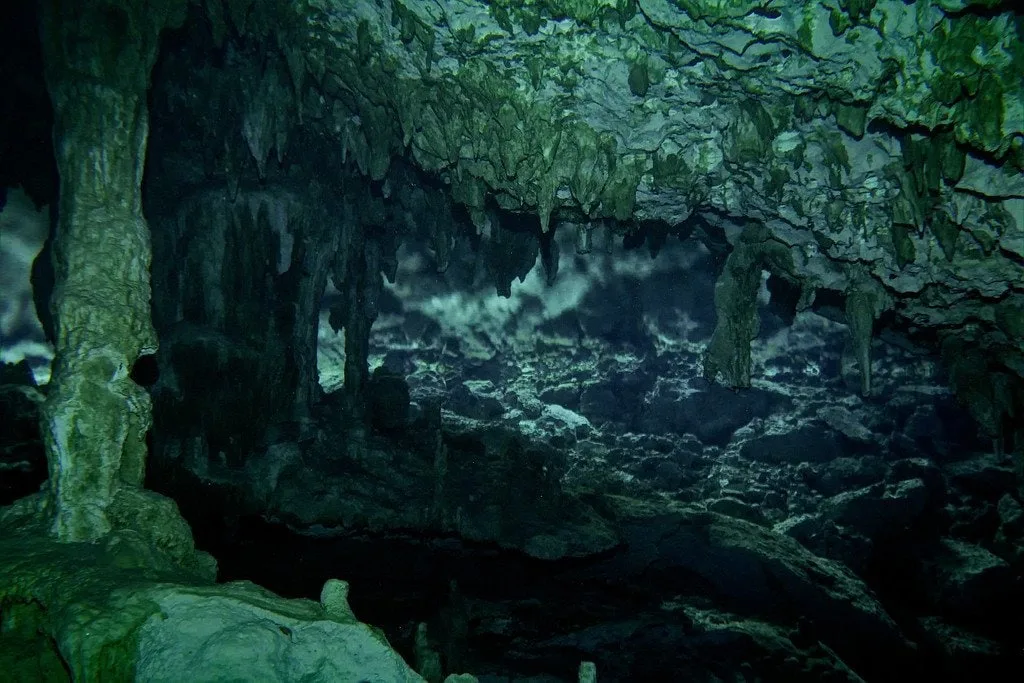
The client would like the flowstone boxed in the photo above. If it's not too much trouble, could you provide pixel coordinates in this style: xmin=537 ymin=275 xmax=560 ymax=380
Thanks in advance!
xmin=0 ymin=527 xmax=427 ymax=682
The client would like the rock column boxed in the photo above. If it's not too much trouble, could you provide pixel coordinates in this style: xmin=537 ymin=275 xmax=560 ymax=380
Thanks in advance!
xmin=38 ymin=0 xmax=185 ymax=541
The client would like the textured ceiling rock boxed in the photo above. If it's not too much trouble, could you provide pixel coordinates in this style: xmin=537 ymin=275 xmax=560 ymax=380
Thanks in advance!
xmin=204 ymin=0 xmax=1022 ymax=429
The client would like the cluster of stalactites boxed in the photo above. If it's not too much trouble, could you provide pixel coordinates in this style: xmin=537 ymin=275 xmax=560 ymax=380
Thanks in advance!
xmin=701 ymin=224 xmax=890 ymax=399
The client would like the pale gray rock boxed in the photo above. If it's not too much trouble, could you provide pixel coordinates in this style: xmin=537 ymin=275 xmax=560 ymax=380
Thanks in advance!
xmin=136 ymin=583 xmax=423 ymax=683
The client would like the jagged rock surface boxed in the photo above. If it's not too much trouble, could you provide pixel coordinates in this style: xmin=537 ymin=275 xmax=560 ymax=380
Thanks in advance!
xmin=275 ymin=0 xmax=1023 ymax=433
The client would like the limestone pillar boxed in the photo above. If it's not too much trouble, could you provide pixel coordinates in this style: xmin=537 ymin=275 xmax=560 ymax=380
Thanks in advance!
xmin=39 ymin=0 xmax=185 ymax=541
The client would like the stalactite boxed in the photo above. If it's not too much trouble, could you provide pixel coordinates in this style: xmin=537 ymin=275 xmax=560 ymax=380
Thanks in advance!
xmin=540 ymin=225 xmax=560 ymax=285
xmin=574 ymin=222 xmax=593 ymax=254
xmin=484 ymin=212 xmax=540 ymax=298
xmin=845 ymin=283 xmax=888 ymax=397
xmin=702 ymin=234 xmax=763 ymax=388
xmin=330 ymin=204 xmax=381 ymax=422
xmin=291 ymin=199 xmax=338 ymax=423
xmin=241 ymin=59 xmax=291 ymax=179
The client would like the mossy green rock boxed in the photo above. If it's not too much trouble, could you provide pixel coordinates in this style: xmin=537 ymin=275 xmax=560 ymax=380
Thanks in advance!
xmin=0 ymin=529 xmax=423 ymax=683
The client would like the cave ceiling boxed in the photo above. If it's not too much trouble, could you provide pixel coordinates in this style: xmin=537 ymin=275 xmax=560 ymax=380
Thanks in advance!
xmin=146 ymin=0 xmax=1024 ymax=433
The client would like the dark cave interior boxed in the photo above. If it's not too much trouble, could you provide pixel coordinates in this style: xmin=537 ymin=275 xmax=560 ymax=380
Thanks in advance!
xmin=2 ymin=2 xmax=1024 ymax=682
